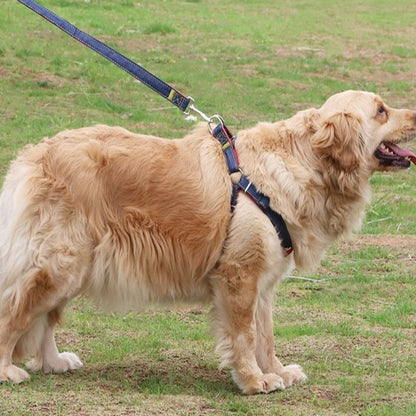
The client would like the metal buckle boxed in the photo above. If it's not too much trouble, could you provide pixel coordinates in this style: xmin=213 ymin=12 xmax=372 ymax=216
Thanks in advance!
xmin=183 ymin=96 xmax=195 ymax=116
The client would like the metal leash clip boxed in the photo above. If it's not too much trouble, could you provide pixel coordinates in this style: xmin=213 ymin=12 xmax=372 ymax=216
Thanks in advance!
xmin=185 ymin=97 xmax=211 ymax=122
xmin=185 ymin=98 xmax=227 ymax=137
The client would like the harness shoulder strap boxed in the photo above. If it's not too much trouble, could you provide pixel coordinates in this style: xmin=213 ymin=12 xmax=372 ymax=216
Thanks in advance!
xmin=211 ymin=123 xmax=293 ymax=256
xmin=236 ymin=176 xmax=293 ymax=255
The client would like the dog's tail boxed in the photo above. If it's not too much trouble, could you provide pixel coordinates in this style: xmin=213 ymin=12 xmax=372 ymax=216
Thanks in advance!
xmin=0 ymin=147 xmax=52 ymax=362
xmin=0 ymin=151 xmax=43 ymax=290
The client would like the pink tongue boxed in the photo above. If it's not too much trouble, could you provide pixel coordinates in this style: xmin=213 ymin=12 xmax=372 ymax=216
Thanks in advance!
xmin=385 ymin=143 xmax=416 ymax=165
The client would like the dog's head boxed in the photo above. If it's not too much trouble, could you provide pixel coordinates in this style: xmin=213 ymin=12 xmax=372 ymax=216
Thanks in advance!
xmin=311 ymin=90 xmax=416 ymax=173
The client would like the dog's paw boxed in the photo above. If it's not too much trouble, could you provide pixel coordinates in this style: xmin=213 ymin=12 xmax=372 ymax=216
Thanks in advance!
xmin=260 ymin=373 xmax=286 ymax=393
xmin=242 ymin=373 xmax=285 ymax=395
xmin=0 ymin=365 xmax=31 ymax=384
xmin=43 ymin=352 xmax=83 ymax=374
xmin=26 ymin=357 xmax=43 ymax=372
xmin=278 ymin=364 xmax=307 ymax=387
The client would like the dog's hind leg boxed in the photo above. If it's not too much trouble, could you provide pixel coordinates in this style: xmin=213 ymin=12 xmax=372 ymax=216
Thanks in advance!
xmin=0 ymin=318 xmax=31 ymax=383
xmin=0 ymin=268 xmax=53 ymax=383
xmin=0 ymin=267 xmax=82 ymax=383
xmin=26 ymin=306 xmax=83 ymax=375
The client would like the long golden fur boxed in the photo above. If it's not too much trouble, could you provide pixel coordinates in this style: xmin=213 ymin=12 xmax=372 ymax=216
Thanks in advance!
xmin=0 ymin=91 xmax=415 ymax=394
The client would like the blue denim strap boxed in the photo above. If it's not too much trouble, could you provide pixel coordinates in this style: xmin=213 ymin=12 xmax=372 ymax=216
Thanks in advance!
xmin=211 ymin=123 xmax=239 ymax=175
xmin=211 ymin=123 xmax=293 ymax=256
xmin=236 ymin=176 xmax=293 ymax=255
xmin=17 ymin=0 xmax=191 ymax=112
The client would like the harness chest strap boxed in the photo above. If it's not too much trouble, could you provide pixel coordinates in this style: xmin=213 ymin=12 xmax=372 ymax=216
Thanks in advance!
xmin=211 ymin=123 xmax=294 ymax=257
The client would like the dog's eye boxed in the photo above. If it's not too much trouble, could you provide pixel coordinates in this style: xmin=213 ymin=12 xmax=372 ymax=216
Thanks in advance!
xmin=377 ymin=105 xmax=386 ymax=115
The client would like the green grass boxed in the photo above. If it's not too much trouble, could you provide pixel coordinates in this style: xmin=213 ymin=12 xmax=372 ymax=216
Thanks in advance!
xmin=1 ymin=0 xmax=416 ymax=415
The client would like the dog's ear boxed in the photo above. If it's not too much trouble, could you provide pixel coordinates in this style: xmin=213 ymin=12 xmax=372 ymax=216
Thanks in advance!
xmin=311 ymin=112 xmax=365 ymax=170
xmin=303 ymin=108 xmax=321 ymax=134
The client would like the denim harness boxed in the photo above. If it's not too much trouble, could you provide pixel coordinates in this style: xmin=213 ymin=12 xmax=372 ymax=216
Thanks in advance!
xmin=211 ymin=122 xmax=293 ymax=256
xmin=17 ymin=0 xmax=293 ymax=256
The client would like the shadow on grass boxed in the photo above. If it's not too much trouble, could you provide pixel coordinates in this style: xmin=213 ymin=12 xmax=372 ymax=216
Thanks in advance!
xmin=30 ymin=353 xmax=239 ymax=397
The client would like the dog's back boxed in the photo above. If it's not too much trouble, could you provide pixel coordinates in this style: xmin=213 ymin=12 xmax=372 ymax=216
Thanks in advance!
xmin=0 ymin=125 xmax=232 ymax=311
xmin=0 ymin=125 xmax=234 ymax=383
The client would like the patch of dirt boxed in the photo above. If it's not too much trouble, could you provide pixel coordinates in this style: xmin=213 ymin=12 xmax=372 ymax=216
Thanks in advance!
xmin=100 ymin=36 xmax=161 ymax=55
xmin=339 ymin=234 xmax=416 ymax=259
xmin=19 ymin=67 xmax=68 ymax=89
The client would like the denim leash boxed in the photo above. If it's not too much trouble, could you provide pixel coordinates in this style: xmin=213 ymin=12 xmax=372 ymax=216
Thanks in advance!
xmin=16 ymin=0 xmax=293 ymax=256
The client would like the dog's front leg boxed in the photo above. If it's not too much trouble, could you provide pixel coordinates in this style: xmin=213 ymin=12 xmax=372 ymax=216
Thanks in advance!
xmin=212 ymin=262 xmax=285 ymax=395
xmin=255 ymin=291 xmax=307 ymax=388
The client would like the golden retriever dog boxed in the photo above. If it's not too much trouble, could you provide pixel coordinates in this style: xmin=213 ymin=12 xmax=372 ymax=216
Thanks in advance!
xmin=0 ymin=90 xmax=415 ymax=394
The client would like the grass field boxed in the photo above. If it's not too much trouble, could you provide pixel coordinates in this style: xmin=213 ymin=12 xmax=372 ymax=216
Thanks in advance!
xmin=1 ymin=0 xmax=416 ymax=415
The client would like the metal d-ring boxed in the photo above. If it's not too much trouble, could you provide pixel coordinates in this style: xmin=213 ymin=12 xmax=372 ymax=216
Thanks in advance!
xmin=208 ymin=114 xmax=225 ymax=135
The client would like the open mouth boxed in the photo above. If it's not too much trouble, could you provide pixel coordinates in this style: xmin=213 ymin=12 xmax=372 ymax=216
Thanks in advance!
xmin=374 ymin=142 xmax=416 ymax=169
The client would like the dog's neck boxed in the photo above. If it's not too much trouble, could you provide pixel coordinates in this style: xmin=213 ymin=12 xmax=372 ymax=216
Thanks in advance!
xmin=235 ymin=119 xmax=371 ymax=271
